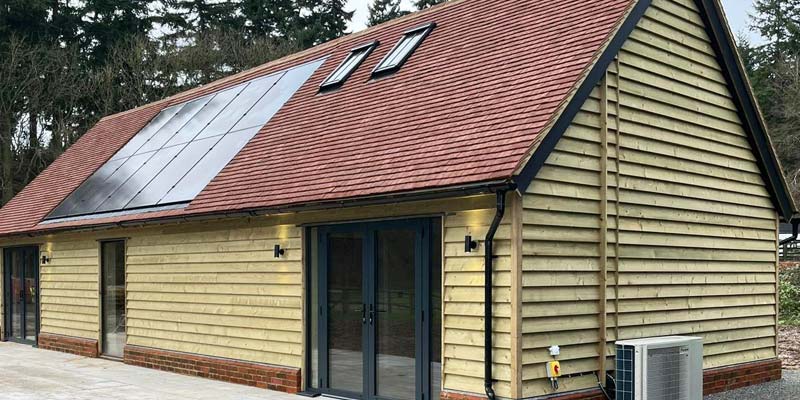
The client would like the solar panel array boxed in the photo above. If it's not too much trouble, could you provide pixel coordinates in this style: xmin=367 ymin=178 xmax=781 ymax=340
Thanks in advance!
xmin=47 ymin=59 xmax=324 ymax=220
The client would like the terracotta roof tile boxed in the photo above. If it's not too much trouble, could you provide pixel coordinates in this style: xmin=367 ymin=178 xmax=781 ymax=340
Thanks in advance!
xmin=0 ymin=0 xmax=634 ymax=236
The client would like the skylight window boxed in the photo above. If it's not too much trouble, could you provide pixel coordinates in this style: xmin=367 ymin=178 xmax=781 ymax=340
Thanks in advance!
xmin=372 ymin=23 xmax=436 ymax=77
xmin=320 ymin=41 xmax=379 ymax=90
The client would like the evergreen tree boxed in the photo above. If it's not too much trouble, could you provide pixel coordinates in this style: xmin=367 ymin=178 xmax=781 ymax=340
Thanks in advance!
xmin=79 ymin=0 xmax=159 ymax=65
xmin=162 ymin=0 xmax=243 ymax=37
xmin=298 ymin=0 xmax=353 ymax=47
xmin=414 ymin=0 xmax=445 ymax=10
xmin=240 ymin=0 xmax=301 ymax=39
xmin=368 ymin=0 xmax=408 ymax=26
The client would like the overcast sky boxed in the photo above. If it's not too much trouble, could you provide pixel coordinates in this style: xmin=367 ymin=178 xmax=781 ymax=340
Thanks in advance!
xmin=345 ymin=0 xmax=765 ymax=44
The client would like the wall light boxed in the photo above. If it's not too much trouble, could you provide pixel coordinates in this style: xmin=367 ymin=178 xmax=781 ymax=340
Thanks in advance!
xmin=465 ymin=235 xmax=478 ymax=253
xmin=41 ymin=254 xmax=51 ymax=265
xmin=274 ymin=244 xmax=285 ymax=258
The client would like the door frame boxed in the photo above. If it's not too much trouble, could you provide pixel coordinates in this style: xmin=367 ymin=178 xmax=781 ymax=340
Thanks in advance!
xmin=305 ymin=217 xmax=439 ymax=400
xmin=99 ymin=239 xmax=127 ymax=358
xmin=2 ymin=246 xmax=40 ymax=345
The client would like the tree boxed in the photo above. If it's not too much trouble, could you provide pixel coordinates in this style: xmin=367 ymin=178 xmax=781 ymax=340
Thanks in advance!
xmin=368 ymin=0 xmax=408 ymax=26
xmin=240 ymin=0 xmax=301 ymax=40
xmin=414 ymin=0 xmax=445 ymax=10
xmin=298 ymin=0 xmax=354 ymax=47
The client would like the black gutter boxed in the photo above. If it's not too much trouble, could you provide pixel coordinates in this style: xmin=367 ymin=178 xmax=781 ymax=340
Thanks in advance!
xmin=484 ymin=186 xmax=514 ymax=400
xmin=781 ymin=219 xmax=799 ymax=246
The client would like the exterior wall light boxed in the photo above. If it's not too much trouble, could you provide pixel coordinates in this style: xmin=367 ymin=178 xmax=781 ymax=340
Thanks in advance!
xmin=41 ymin=253 xmax=51 ymax=265
xmin=465 ymin=235 xmax=478 ymax=253
xmin=274 ymin=244 xmax=285 ymax=258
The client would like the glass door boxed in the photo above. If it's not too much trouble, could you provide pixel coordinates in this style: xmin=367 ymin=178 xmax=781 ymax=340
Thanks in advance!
xmin=309 ymin=219 xmax=441 ymax=400
xmin=101 ymin=241 xmax=126 ymax=358
xmin=3 ymin=246 xmax=39 ymax=345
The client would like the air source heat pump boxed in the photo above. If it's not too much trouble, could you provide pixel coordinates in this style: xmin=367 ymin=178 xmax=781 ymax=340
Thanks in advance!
xmin=615 ymin=336 xmax=703 ymax=400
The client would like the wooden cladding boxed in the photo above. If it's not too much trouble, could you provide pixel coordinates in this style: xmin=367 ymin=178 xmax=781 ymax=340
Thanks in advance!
xmin=520 ymin=0 xmax=779 ymax=397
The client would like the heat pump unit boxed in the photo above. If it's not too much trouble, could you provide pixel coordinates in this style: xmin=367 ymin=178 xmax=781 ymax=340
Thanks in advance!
xmin=615 ymin=336 xmax=703 ymax=400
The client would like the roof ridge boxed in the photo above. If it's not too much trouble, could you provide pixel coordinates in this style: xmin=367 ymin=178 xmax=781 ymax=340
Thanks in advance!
xmin=100 ymin=0 xmax=468 ymax=122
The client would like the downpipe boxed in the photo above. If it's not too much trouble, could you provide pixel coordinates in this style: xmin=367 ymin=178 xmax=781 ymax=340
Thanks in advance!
xmin=485 ymin=186 xmax=514 ymax=400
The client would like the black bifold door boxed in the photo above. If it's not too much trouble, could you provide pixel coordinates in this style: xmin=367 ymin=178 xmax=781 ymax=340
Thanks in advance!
xmin=3 ymin=246 xmax=39 ymax=345
xmin=308 ymin=219 xmax=442 ymax=400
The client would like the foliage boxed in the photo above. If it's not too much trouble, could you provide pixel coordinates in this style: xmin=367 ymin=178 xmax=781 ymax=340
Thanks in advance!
xmin=0 ymin=0 xmax=352 ymax=207
xmin=368 ymin=0 xmax=408 ymax=26
xmin=414 ymin=0 xmax=445 ymax=9
xmin=781 ymin=266 xmax=800 ymax=325
xmin=741 ymin=0 xmax=800 ymax=202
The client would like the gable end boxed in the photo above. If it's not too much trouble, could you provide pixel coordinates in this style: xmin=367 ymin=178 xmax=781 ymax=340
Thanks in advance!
xmin=514 ymin=0 xmax=797 ymax=222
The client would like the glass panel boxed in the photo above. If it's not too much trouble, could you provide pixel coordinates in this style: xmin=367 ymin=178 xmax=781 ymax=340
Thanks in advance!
xmin=163 ymin=86 xmax=243 ymax=148
xmin=76 ymin=152 xmax=153 ymax=214
xmin=232 ymin=60 xmax=326 ymax=132
xmin=431 ymin=219 xmax=443 ymax=399
xmin=48 ymin=157 xmax=128 ymax=218
xmin=135 ymin=97 xmax=211 ymax=154
xmin=101 ymin=241 xmax=126 ymax=358
xmin=376 ymin=229 xmax=417 ymax=400
xmin=10 ymin=250 xmax=22 ymax=339
xmin=326 ymin=50 xmax=367 ymax=85
xmin=129 ymin=136 xmax=222 ymax=208
xmin=94 ymin=144 xmax=186 ymax=212
xmin=159 ymin=127 xmax=259 ymax=204
xmin=310 ymin=228 xmax=320 ymax=388
xmin=196 ymin=73 xmax=282 ymax=139
xmin=328 ymin=232 xmax=364 ymax=394
xmin=112 ymin=104 xmax=183 ymax=160
xmin=24 ymin=249 xmax=37 ymax=342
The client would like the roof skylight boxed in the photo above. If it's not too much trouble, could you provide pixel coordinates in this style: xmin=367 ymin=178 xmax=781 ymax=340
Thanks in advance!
xmin=320 ymin=41 xmax=378 ymax=90
xmin=372 ymin=23 xmax=436 ymax=77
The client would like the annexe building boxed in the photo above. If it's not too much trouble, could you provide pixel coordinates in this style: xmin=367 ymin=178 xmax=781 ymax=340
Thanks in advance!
xmin=0 ymin=0 xmax=795 ymax=399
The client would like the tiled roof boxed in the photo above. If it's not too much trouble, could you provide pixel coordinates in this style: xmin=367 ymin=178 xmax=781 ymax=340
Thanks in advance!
xmin=0 ymin=0 xmax=635 ymax=236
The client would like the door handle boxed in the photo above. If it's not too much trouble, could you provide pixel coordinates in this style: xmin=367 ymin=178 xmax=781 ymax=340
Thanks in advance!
xmin=359 ymin=304 xmax=367 ymax=325
xmin=368 ymin=304 xmax=374 ymax=325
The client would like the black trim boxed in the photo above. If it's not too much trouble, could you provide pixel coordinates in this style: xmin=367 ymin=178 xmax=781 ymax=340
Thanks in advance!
xmin=695 ymin=0 xmax=795 ymax=221
xmin=2 ymin=246 xmax=40 ymax=346
xmin=514 ymin=0 xmax=796 ymax=221
xmin=514 ymin=0 xmax=652 ymax=192
xmin=371 ymin=22 xmax=436 ymax=79
xmin=320 ymin=41 xmax=380 ymax=91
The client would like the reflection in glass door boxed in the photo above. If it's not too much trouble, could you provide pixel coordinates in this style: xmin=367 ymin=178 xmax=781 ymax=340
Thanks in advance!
xmin=101 ymin=241 xmax=126 ymax=358
xmin=309 ymin=219 xmax=441 ymax=400
xmin=3 ymin=247 xmax=39 ymax=345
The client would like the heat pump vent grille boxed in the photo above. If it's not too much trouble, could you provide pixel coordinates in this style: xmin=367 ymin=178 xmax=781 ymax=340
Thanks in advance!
xmin=616 ymin=344 xmax=636 ymax=400
xmin=646 ymin=346 xmax=691 ymax=400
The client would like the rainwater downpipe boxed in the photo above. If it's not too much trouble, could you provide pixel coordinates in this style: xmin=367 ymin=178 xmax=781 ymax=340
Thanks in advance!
xmin=485 ymin=187 xmax=513 ymax=400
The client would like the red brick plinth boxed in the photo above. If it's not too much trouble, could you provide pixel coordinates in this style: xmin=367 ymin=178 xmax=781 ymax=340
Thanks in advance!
xmin=123 ymin=345 xmax=301 ymax=393
xmin=37 ymin=333 xmax=99 ymax=358
xmin=703 ymin=358 xmax=782 ymax=395
xmin=443 ymin=359 xmax=782 ymax=400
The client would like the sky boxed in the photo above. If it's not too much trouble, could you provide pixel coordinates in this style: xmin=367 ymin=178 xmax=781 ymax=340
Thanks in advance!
xmin=345 ymin=0 xmax=766 ymax=45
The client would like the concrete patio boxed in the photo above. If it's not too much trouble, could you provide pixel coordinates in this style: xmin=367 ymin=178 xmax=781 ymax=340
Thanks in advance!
xmin=0 ymin=342 xmax=299 ymax=400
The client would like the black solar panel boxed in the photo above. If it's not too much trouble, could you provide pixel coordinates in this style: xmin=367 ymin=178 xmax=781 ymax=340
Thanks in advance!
xmin=47 ymin=59 xmax=324 ymax=220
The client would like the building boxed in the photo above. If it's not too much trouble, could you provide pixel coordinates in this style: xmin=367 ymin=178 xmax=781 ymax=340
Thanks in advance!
xmin=0 ymin=0 xmax=795 ymax=399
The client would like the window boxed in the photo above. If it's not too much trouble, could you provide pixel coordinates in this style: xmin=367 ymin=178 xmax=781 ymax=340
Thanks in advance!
xmin=372 ymin=23 xmax=436 ymax=77
xmin=320 ymin=41 xmax=379 ymax=90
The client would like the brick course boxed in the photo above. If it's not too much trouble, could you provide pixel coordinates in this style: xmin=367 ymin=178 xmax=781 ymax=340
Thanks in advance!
xmin=703 ymin=358 xmax=782 ymax=396
xmin=442 ymin=359 xmax=782 ymax=400
xmin=37 ymin=333 xmax=98 ymax=358
xmin=123 ymin=345 xmax=301 ymax=393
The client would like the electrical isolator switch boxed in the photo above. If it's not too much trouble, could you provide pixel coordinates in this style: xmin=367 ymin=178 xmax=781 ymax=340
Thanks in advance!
xmin=546 ymin=361 xmax=561 ymax=390
xmin=546 ymin=361 xmax=561 ymax=378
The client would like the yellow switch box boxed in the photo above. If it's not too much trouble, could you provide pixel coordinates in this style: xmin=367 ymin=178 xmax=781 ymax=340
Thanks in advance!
xmin=546 ymin=361 xmax=561 ymax=378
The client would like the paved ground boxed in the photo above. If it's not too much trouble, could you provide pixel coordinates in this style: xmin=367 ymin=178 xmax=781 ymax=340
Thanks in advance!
xmin=704 ymin=369 xmax=800 ymax=400
xmin=0 ymin=342 xmax=297 ymax=400
xmin=3 ymin=341 xmax=800 ymax=400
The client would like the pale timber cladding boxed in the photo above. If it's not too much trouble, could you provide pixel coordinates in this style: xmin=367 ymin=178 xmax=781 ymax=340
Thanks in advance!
xmin=521 ymin=0 xmax=779 ymax=396
xmin=0 ymin=196 xmax=514 ymax=398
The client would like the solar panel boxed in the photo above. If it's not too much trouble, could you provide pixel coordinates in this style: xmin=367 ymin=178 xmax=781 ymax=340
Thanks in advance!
xmin=47 ymin=58 xmax=324 ymax=220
